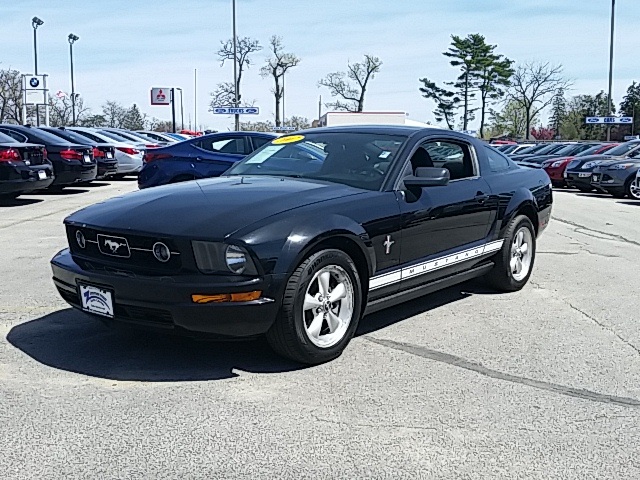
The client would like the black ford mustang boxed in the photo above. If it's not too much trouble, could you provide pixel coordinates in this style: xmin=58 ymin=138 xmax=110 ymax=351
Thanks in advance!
xmin=51 ymin=126 xmax=552 ymax=364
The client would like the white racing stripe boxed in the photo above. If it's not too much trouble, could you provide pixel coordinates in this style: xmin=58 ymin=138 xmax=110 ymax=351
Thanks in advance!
xmin=369 ymin=239 xmax=504 ymax=291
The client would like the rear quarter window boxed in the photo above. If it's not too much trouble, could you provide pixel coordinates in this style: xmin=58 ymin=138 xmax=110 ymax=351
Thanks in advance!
xmin=484 ymin=146 xmax=513 ymax=173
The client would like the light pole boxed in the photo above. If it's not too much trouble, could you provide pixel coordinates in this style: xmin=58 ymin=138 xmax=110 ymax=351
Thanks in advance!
xmin=176 ymin=87 xmax=184 ymax=130
xmin=232 ymin=0 xmax=239 ymax=131
xmin=68 ymin=34 xmax=79 ymax=126
xmin=32 ymin=17 xmax=44 ymax=126
xmin=607 ymin=0 xmax=616 ymax=141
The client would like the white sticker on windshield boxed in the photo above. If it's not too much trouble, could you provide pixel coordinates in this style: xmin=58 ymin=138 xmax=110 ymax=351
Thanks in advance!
xmin=245 ymin=145 xmax=285 ymax=164
xmin=379 ymin=151 xmax=391 ymax=159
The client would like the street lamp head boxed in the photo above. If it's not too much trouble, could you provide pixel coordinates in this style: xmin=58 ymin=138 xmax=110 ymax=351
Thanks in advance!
xmin=68 ymin=33 xmax=79 ymax=44
xmin=32 ymin=17 xmax=44 ymax=29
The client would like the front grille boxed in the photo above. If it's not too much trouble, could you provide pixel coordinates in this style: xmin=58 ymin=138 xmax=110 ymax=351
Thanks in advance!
xmin=67 ymin=226 xmax=183 ymax=273
xmin=57 ymin=285 xmax=173 ymax=327
xmin=115 ymin=305 xmax=173 ymax=327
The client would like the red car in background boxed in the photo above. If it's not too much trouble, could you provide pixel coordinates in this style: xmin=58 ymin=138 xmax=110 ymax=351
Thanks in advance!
xmin=542 ymin=143 xmax=619 ymax=187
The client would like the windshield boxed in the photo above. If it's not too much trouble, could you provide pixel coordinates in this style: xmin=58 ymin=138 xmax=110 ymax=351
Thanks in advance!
xmin=515 ymin=144 xmax=547 ymax=155
xmin=44 ymin=129 xmax=93 ymax=145
xmin=606 ymin=142 xmax=640 ymax=157
xmin=98 ymin=130 xmax=140 ymax=143
xmin=225 ymin=132 xmax=408 ymax=191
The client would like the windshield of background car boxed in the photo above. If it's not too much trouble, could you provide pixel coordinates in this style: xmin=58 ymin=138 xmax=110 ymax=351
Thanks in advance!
xmin=98 ymin=130 xmax=138 ymax=143
xmin=45 ymin=129 xmax=92 ymax=144
xmin=225 ymin=132 xmax=408 ymax=191
xmin=606 ymin=142 xmax=640 ymax=157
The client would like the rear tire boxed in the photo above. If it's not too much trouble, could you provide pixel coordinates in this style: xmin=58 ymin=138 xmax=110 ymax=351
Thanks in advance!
xmin=486 ymin=215 xmax=536 ymax=292
xmin=266 ymin=249 xmax=362 ymax=365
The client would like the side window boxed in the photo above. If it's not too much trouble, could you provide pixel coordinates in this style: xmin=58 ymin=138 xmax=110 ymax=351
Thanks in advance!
xmin=251 ymin=136 xmax=272 ymax=151
xmin=196 ymin=137 xmax=248 ymax=155
xmin=0 ymin=129 xmax=28 ymax=142
xmin=423 ymin=140 xmax=476 ymax=180
xmin=484 ymin=146 xmax=512 ymax=172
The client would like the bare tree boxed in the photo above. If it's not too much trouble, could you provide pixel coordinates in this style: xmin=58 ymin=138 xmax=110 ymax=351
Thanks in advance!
xmin=507 ymin=62 xmax=571 ymax=139
xmin=48 ymin=94 xmax=91 ymax=126
xmin=260 ymin=36 xmax=300 ymax=126
xmin=210 ymin=37 xmax=261 ymax=112
xmin=0 ymin=68 xmax=23 ymax=123
xmin=101 ymin=100 xmax=127 ymax=128
xmin=318 ymin=55 xmax=382 ymax=112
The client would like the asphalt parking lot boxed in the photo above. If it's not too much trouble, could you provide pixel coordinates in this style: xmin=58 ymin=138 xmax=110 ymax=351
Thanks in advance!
xmin=1 ymin=181 xmax=639 ymax=479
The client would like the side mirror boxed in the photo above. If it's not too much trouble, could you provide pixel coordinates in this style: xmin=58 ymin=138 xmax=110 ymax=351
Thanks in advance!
xmin=404 ymin=167 xmax=450 ymax=187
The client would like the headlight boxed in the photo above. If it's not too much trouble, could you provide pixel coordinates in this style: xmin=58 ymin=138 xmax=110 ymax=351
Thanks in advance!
xmin=551 ymin=160 xmax=564 ymax=168
xmin=192 ymin=241 xmax=258 ymax=275
xmin=582 ymin=161 xmax=601 ymax=169
xmin=609 ymin=163 xmax=635 ymax=170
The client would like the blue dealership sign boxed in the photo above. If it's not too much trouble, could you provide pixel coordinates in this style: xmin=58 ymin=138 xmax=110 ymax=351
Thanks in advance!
xmin=585 ymin=116 xmax=633 ymax=124
xmin=213 ymin=107 xmax=260 ymax=115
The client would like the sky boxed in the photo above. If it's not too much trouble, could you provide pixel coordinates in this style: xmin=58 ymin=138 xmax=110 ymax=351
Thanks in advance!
xmin=3 ymin=0 xmax=640 ymax=132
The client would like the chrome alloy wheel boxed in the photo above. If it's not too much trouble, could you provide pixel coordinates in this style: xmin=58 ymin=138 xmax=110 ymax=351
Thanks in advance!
xmin=302 ymin=265 xmax=355 ymax=348
xmin=510 ymin=227 xmax=533 ymax=282
xmin=630 ymin=178 xmax=640 ymax=200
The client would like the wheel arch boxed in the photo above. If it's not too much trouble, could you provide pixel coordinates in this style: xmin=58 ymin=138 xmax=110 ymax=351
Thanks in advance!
xmin=501 ymin=188 xmax=540 ymax=237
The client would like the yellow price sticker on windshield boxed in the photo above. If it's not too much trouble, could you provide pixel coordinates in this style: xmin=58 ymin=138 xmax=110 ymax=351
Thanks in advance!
xmin=272 ymin=135 xmax=304 ymax=145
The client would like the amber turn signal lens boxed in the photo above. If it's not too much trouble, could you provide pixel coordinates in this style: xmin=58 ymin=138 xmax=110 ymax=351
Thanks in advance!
xmin=191 ymin=291 xmax=262 ymax=304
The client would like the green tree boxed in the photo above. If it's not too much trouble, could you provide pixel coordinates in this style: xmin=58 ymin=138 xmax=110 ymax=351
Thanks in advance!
xmin=122 ymin=103 xmax=146 ymax=130
xmin=486 ymin=100 xmax=534 ymax=139
xmin=418 ymin=78 xmax=460 ymax=130
xmin=443 ymin=34 xmax=488 ymax=130
xmin=473 ymin=43 xmax=513 ymax=138
xmin=619 ymin=81 xmax=640 ymax=135
xmin=318 ymin=54 xmax=382 ymax=113
xmin=561 ymin=91 xmax=613 ymax=140
xmin=549 ymin=89 xmax=566 ymax=139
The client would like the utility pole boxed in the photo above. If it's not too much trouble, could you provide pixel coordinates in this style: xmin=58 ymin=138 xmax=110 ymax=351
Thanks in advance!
xmin=232 ymin=0 xmax=239 ymax=131
xmin=194 ymin=68 xmax=197 ymax=132
xmin=607 ymin=0 xmax=616 ymax=141
xmin=171 ymin=88 xmax=176 ymax=133
xmin=68 ymin=34 xmax=79 ymax=126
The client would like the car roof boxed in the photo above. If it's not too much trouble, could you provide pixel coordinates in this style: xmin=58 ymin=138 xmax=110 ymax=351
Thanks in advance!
xmin=306 ymin=125 xmax=435 ymax=136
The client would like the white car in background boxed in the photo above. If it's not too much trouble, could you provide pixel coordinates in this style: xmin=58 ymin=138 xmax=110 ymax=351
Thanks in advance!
xmin=68 ymin=127 xmax=144 ymax=177
xmin=135 ymin=130 xmax=180 ymax=143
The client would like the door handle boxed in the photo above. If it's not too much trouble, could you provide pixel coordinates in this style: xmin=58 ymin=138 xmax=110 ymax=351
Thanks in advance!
xmin=475 ymin=192 xmax=489 ymax=203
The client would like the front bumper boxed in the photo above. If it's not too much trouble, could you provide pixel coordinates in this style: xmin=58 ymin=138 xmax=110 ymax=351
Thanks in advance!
xmin=591 ymin=168 xmax=633 ymax=192
xmin=51 ymin=249 xmax=283 ymax=337
xmin=565 ymin=171 xmax=594 ymax=189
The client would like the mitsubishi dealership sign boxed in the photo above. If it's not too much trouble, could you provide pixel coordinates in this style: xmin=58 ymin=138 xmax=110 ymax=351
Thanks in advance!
xmin=150 ymin=88 xmax=171 ymax=105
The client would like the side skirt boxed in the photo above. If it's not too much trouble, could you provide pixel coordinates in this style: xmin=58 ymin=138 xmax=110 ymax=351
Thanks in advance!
xmin=363 ymin=262 xmax=495 ymax=316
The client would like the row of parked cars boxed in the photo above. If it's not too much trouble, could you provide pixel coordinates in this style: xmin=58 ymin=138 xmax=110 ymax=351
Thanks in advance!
xmin=492 ymin=140 xmax=640 ymax=200
xmin=0 ymin=124 xmax=192 ymax=198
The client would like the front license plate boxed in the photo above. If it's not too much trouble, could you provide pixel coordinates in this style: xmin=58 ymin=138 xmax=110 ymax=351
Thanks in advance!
xmin=79 ymin=283 xmax=114 ymax=318
xmin=563 ymin=171 xmax=568 ymax=178
xmin=106 ymin=151 xmax=113 ymax=159
xmin=83 ymin=154 xmax=92 ymax=163
xmin=578 ymin=173 xmax=591 ymax=178
xmin=37 ymin=170 xmax=47 ymax=180
xmin=592 ymin=174 xmax=600 ymax=182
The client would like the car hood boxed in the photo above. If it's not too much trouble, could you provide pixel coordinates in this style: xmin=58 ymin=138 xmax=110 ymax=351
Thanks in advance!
xmin=65 ymin=175 xmax=367 ymax=238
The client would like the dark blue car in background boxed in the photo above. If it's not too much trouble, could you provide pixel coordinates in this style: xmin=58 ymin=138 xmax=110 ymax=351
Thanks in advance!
xmin=138 ymin=131 xmax=277 ymax=188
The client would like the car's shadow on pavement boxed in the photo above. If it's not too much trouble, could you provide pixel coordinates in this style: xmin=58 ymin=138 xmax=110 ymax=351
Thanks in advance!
xmin=617 ymin=200 xmax=640 ymax=206
xmin=7 ymin=282 xmax=491 ymax=382
xmin=78 ymin=181 xmax=110 ymax=188
xmin=0 ymin=197 xmax=44 ymax=207
xmin=38 ymin=188 xmax=90 ymax=195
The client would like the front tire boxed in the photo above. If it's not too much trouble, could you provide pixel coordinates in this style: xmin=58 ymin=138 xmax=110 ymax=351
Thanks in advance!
xmin=486 ymin=215 xmax=536 ymax=292
xmin=266 ymin=249 xmax=363 ymax=365
xmin=627 ymin=178 xmax=640 ymax=200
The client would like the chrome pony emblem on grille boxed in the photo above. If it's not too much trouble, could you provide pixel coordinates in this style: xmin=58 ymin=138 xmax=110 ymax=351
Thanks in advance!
xmin=97 ymin=234 xmax=131 ymax=258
